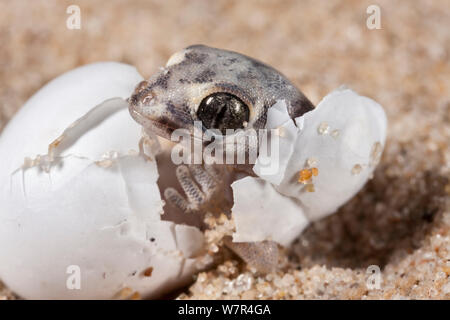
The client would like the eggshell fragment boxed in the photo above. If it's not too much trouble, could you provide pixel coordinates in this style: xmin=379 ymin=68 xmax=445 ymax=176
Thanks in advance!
xmin=232 ymin=88 xmax=387 ymax=246
xmin=253 ymin=100 xmax=298 ymax=186
xmin=276 ymin=88 xmax=387 ymax=222
xmin=231 ymin=177 xmax=309 ymax=246
xmin=0 ymin=62 xmax=206 ymax=299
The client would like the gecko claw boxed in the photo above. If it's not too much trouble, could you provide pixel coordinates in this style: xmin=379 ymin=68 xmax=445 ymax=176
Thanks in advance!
xmin=164 ymin=164 xmax=228 ymax=214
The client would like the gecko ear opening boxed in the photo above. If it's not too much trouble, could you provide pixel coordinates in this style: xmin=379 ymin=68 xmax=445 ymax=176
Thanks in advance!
xmin=197 ymin=93 xmax=250 ymax=135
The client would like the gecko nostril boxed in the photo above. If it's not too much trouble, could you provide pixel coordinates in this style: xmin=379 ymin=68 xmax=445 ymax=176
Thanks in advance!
xmin=141 ymin=91 xmax=155 ymax=105
xmin=130 ymin=80 xmax=151 ymax=107
xmin=133 ymin=80 xmax=149 ymax=95
xmin=130 ymin=80 xmax=156 ymax=106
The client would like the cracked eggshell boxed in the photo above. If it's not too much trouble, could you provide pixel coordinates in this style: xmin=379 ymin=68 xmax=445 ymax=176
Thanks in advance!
xmin=232 ymin=88 xmax=386 ymax=246
xmin=234 ymin=100 xmax=309 ymax=246
xmin=0 ymin=62 xmax=205 ymax=299
xmin=253 ymin=100 xmax=298 ymax=186
xmin=275 ymin=88 xmax=387 ymax=222
xmin=231 ymin=177 xmax=309 ymax=247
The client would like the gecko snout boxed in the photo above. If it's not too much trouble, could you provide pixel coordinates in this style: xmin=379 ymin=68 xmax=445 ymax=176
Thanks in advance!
xmin=128 ymin=86 xmax=188 ymax=140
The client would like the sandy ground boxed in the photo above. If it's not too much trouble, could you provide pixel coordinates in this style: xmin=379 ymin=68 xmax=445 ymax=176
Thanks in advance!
xmin=0 ymin=0 xmax=449 ymax=299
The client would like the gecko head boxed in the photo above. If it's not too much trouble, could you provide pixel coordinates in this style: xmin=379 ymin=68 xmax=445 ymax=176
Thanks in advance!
xmin=129 ymin=45 xmax=314 ymax=142
xmin=128 ymin=75 xmax=251 ymax=140
xmin=129 ymin=45 xmax=260 ymax=141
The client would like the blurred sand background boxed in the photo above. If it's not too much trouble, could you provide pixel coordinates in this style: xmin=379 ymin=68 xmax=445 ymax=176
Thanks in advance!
xmin=0 ymin=0 xmax=449 ymax=299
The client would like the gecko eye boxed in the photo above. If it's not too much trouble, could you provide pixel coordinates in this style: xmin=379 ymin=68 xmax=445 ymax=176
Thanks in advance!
xmin=197 ymin=93 xmax=250 ymax=134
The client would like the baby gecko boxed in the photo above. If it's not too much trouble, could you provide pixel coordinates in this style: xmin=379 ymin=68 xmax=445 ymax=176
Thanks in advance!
xmin=128 ymin=44 xmax=314 ymax=273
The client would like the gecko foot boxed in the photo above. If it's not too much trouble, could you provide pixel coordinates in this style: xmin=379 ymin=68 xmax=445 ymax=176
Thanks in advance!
xmin=164 ymin=164 xmax=229 ymax=214
xmin=138 ymin=130 xmax=160 ymax=160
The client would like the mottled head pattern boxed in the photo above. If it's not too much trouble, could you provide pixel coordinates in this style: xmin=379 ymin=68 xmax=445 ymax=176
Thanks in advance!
xmin=129 ymin=44 xmax=314 ymax=140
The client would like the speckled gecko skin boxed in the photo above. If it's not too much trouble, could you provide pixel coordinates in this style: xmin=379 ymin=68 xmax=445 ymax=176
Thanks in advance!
xmin=128 ymin=45 xmax=314 ymax=273
xmin=129 ymin=44 xmax=314 ymax=140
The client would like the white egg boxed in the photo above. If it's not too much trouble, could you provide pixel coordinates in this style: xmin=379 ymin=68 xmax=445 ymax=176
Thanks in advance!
xmin=0 ymin=62 xmax=206 ymax=299
xmin=232 ymin=88 xmax=387 ymax=246
xmin=231 ymin=176 xmax=309 ymax=246
xmin=278 ymin=88 xmax=387 ymax=221
xmin=0 ymin=60 xmax=387 ymax=297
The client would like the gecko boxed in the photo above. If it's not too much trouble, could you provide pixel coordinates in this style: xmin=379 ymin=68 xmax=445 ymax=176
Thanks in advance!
xmin=128 ymin=44 xmax=314 ymax=273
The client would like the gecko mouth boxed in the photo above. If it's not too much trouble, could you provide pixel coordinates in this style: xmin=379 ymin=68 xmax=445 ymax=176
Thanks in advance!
xmin=128 ymin=103 xmax=180 ymax=140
